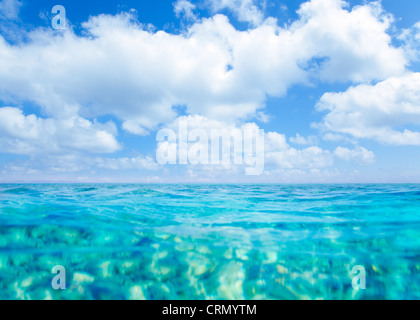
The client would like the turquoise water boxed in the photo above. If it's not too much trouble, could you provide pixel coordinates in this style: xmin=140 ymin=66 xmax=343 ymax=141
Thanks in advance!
xmin=0 ymin=184 xmax=420 ymax=300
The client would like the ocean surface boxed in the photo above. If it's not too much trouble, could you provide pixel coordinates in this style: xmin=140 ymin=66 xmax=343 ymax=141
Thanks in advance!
xmin=0 ymin=184 xmax=419 ymax=300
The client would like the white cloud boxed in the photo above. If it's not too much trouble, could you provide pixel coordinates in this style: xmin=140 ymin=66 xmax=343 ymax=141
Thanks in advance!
xmin=0 ymin=111 xmax=378 ymax=182
xmin=398 ymin=21 xmax=420 ymax=62
xmin=0 ymin=107 xmax=120 ymax=155
xmin=289 ymin=133 xmax=318 ymax=145
xmin=0 ymin=0 xmax=413 ymax=183
xmin=315 ymin=72 xmax=420 ymax=145
xmin=0 ymin=0 xmax=21 ymax=20
xmin=207 ymin=0 xmax=265 ymax=26
xmin=291 ymin=0 xmax=406 ymax=82
xmin=0 ymin=0 xmax=406 ymax=140
xmin=265 ymin=145 xmax=334 ymax=169
xmin=159 ymin=115 xmax=336 ymax=171
xmin=174 ymin=0 xmax=197 ymax=21
xmin=95 ymin=156 xmax=159 ymax=170
xmin=334 ymin=146 xmax=375 ymax=164
xmin=0 ymin=153 xmax=162 ymax=182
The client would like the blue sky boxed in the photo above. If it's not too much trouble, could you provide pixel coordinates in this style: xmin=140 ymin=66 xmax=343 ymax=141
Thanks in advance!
xmin=0 ymin=0 xmax=419 ymax=183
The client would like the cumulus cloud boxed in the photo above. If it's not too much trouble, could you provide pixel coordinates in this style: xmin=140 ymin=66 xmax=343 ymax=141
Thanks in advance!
xmin=173 ymin=0 xmax=197 ymax=21
xmin=265 ymin=130 xmax=374 ymax=170
xmin=265 ymin=143 xmax=334 ymax=169
xmin=292 ymin=0 xmax=405 ymax=82
xmin=95 ymin=156 xmax=159 ymax=171
xmin=0 ymin=153 xmax=160 ymax=182
xmin=0 ymin=0 xmax=406 ymax=139
xmin=0 ymin=107 xmax=120 ymax=155
xmin=0 ymin=0 xmax=412 ymax=182
xmin=157 ymin=115 xmax=360 ymax=173
xmin=398 ymin=21 xmax=420 ymax=62
xmin=206 ymin=0 xmax=265 ymax=26
xmin=289 ymin=134 xmax=318 ymax=145
xmin=315 ymin=72 xmax=420 ymax=145
xmin=334 ymin=146 xmax=375 ymax=164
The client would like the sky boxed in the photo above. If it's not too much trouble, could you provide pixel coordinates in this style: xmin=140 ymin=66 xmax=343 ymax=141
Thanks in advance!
xmin=0 ymin=0 xmax=419 ymax=183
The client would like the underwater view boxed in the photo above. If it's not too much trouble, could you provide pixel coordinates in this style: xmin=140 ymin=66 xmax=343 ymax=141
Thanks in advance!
xmin=0 ymin=184 xmax=419 ymax=300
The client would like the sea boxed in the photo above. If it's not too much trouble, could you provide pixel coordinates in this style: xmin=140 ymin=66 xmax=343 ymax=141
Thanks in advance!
xmin=0 ymin=184 xmax=419 ymax=300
